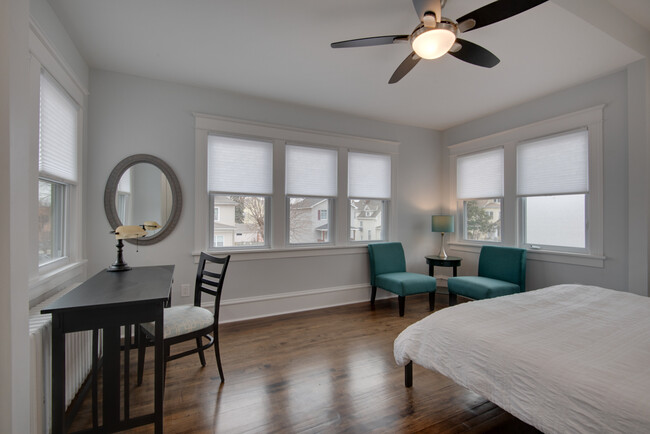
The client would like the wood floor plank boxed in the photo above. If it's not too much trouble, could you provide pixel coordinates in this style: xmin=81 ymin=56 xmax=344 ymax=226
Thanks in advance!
xmin=68 ymin=294 xmax=541 ymax=433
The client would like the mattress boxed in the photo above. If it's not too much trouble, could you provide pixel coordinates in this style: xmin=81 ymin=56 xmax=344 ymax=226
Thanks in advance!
xmin=394 ymin=284 xmax=650 ymax=433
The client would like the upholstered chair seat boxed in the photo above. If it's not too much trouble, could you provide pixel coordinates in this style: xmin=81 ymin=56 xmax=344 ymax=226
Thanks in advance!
xmin=447 ymin=246 xmax=526 ymax=305
xmin=141 ymin=305 xmax=214 ymax=340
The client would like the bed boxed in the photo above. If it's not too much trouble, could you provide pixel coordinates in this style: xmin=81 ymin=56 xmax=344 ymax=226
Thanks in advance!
xmin=394 ymin=284 xmax=650 ymax=433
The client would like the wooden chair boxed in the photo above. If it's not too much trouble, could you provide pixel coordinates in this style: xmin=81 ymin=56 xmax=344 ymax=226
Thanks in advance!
xmin=447 ymin=246 xmax=526 ymax=305
xmin=368 ymin=242 xmax=437 ymax=316
xmin=137 ymin=252 xmax=231 ymax=385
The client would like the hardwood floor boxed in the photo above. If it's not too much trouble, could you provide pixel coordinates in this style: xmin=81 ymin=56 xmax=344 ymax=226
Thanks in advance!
xmin=69 ymin=293 xmax=540 ymax=433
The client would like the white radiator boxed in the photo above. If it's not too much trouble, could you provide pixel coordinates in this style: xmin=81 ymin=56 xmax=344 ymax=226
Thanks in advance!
xmin=29 ymin=284 xmax=96 ymax=434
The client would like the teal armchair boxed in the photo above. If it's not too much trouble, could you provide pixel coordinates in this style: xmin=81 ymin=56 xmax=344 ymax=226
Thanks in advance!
xmin=447 ymin=246 xmax=526 ymax=305
xmin=368 ymin=242 xmax=437 ymax=316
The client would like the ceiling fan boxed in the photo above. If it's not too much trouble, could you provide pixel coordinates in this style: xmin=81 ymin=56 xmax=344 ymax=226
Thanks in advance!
xmin=331 ymin=0 xmax=548 ymax=83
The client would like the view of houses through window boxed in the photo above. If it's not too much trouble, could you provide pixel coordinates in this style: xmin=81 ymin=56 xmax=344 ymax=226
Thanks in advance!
xmin=349 ymin=199 xmax=384 ymax=242
xmin=289 ymin=197 xmax=330 ymax=244
xmin=211 ymin=195 xmax=267 ymax=248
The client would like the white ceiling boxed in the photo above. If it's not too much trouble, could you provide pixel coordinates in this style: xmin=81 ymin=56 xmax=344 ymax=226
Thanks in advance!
xmin=49 ymin=0 xmax=645 ymax=130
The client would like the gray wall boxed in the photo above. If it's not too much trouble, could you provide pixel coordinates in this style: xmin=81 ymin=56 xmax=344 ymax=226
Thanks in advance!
xmin=86 ymin=70 xmax=443 ymax=306
xmin=443 ymin=68 xmax=637 ymax=293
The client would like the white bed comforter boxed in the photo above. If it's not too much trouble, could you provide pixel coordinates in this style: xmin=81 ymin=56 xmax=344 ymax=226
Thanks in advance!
xmin=394 ymin=284 xmax=650 ymax=434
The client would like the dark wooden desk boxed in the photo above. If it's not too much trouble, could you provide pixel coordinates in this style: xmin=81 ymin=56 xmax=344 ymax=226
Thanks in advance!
xmin=42 ymin=265 xmax=174 ymax=434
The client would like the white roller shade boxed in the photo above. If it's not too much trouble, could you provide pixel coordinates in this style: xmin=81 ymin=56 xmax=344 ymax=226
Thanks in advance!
xmin=457 ymin=148 xmax=504 ymax=199
xmin=286 ymin=145 xmax=337 ymax=196
xmin=39 ymin=71 xmax=78 ymax=183
xmin=348 ymin=152 xmax=391 ymax=199
xmin=207 ymin=135 xmax=273 ymax=195
xmin=517 ymin=129 xmax=588 ymax=196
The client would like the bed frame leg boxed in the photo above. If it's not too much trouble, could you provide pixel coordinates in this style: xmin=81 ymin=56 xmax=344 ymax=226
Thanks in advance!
xmin=405 ymin=361 xmax=413 ymax=388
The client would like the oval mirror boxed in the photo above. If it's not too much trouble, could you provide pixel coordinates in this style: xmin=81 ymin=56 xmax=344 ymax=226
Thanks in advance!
xmin=104 ymin=154 xmax=182 ymax=245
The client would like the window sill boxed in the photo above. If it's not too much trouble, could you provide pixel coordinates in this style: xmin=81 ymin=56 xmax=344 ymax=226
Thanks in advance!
xmin=448 ymin=242 xmax=605 ymax=268
xmin=192 ymin=245 xmax=369 ymax=262
xmin=29 ymin=260 xmax=87 ymax=304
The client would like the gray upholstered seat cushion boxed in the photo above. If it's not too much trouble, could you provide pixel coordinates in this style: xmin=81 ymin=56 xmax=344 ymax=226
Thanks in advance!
xmin=142 ymin=305 xmax=214 ymax=339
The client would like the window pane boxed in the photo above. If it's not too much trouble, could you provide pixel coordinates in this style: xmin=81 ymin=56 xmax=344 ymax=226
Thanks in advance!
xmin=517 ymin=130 xmax=588 ymax=196
xmin=349 ymin=199 xmax=385 ymax=242
xmin=463 ymin=199 xmax=501 ymax=242
xmin=207 ymin=136 xmax=273 ymax=195
xmin=289 ymin=197 xmax=330 ymax=244
xmin=211 ymin=195 xmax=267 ymax=248
xmin=524 ymin=194 xmax=585 ymax=248
xmin=348 ymin=153 xmax=391 ymax=199
xmin=286 ymin=145 xmax=337 ymax=196
xmin=457 ymin=148 xmax=504 ymax=199
xmin=39 ymin=71 xmax=78 ymax=183
xmin=39 ymin=179 xmax=66 ymax=264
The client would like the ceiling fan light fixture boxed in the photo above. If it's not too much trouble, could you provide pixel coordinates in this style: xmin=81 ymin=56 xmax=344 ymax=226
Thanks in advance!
xmin=411 ymin=22 xmax=457 ymax=60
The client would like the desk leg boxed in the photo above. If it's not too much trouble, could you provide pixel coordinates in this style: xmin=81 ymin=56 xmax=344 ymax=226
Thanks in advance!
xmin=51 ymin=314 xmax=66 ymax=434
xmin=154 ymin=306 xmax=164 ymax=434
xmin=428 ymin=263 xmax=434 ymax=277
xmin=103 ymin=325 xmax=121 ymax=431
xmin=453 ymin=266 xmax=457 ymax=277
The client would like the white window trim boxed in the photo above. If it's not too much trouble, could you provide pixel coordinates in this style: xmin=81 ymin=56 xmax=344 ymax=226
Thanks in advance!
xmin=193 ymin=113 xmax=399 ymax=257
xmin=28 ymin=23 xmax=87 ymax=300
xmin=448 ymin=105 xmax=604 ymax=268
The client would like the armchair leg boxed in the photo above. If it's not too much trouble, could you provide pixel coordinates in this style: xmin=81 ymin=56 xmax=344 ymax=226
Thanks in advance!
xmin=370 ymin=286 xmax=377 ymax=306
xmin=213 ymin=328 xmax=225 ymax=383
xmin=449 ymin=292 xmax=457 ymax=306
xmin=428 ymin=292 xmax=435 ymax=311
xmin=398 ymin=296 xmax=405 ymax=317
xmin=196 ymin=337 xmax=207 ymax=366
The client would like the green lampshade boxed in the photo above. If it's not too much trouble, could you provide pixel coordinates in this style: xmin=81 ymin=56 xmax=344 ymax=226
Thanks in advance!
xmin=431 ymin=215 xmax=454 ymax=233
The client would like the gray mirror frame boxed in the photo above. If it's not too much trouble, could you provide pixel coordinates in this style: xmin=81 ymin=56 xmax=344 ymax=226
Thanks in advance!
xmin=104 ymin=154 xmax=182 ymax=245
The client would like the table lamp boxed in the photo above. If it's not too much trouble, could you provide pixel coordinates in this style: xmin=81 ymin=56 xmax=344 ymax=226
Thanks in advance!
xmin=108 ymin=221 xmax=161 ymax=272
xmin=431 ymin=215 xmax=454 ymax=259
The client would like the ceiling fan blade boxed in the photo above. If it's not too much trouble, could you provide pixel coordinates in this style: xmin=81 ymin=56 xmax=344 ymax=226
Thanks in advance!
xmin=412 ymin=0 xmax=441 ymax=22
xmin=331 ymin=35 xmax=408 ymax=49
xmin=448 ymin=39 xmax=500 ymax=68
xmin=456 ymin=0 xmax=548 ymax=33
xmin=389 ymin=52 xmax=421 ymax=84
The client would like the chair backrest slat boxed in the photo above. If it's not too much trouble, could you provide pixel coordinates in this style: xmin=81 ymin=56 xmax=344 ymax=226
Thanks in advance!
xmin=202 ymin=270 xmax=222 ymax=280
xmin=201 ymin=277 xmax=220 ymax=288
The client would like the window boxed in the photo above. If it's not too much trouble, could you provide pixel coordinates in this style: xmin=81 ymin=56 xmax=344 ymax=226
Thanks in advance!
xmin=449 ymin=106 xmax=603 ymax=265
xmin=207 ymin=135 xmax=273 ymax=249
xmin=194 ymin=114 xmax=399 ymax=253
xmin=348 ymin=152 xmax=390 ymax=242
xmin=517 ymin=129 xmax=589 ymax=251
xmin=38 ymin=70 xmax=78 ymax=266
xmin=286 ymin=145 xmax=337 ymax=245
xmin=456 ymin=148 xmax=504 ymax=242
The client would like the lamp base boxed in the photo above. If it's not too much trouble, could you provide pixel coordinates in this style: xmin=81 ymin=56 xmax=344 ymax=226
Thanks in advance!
xmin=107 ymin=263 xmax=132 ymax=272
xmin=437 ymin=232 xmax=448 ymax=259
xmin=107 ymin=239 xmax=131 ymax=272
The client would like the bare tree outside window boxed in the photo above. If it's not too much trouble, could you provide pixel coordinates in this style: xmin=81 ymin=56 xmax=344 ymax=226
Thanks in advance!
xmin=211 ymin=195 xmax=266 ymax=247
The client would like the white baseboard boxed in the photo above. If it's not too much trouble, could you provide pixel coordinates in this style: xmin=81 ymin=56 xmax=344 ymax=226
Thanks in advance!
xmin=217 ymin=284 xmax=394 ymax=323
